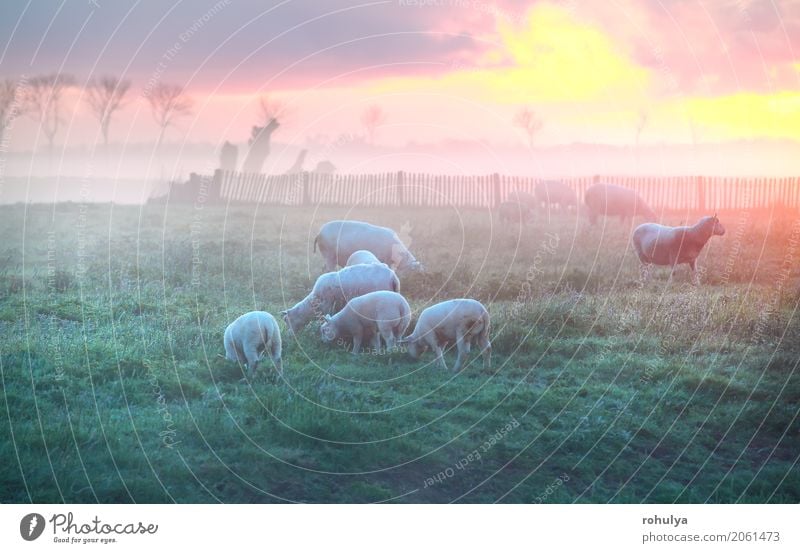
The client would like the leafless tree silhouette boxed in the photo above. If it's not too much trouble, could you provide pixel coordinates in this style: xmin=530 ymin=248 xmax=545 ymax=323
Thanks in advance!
xmin=146 ymin=82 xmax=193 ymax=152
xmin=23 ymin=73 xmax=75 ymax=157
xmin=513 ymin=107 xmax=543 ymax=149
xmin=85 ymin=76 xmax=131 ymax=148
xmin=0 ymin=78 xmax=27 ymax=145
xmin=361 ymin=104 xmax=386 ymax=145
xmin=241 ymin=95 xmax=285 ymax=174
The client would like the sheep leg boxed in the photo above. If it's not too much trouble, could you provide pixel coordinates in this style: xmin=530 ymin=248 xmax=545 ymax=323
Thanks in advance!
xmin=639 ymin=263 xmax=652 ymax=284
xmin=378 ymin=321 xmax=395 ymax=352
xmin=270 ymin=341 xmax=283 ymax=376
xmin=689 ymin=259 xmax=700 ymax=285
xmin=370 ymin=330 xmax=381 ymax=354
xmin=453 ymin=331 xmax=469 ymax=372
xmin=351 ymin=330 xmax=363 ymax=355
xmin=243 ymin=344 xmax=261 ymax=379
xmin=323 ymin=252 xmax=337 ymax=272
xmin=477 ymin=336 xmax=492 ymax=370
xmin=425 ymin=335 xmax=447 ymax=370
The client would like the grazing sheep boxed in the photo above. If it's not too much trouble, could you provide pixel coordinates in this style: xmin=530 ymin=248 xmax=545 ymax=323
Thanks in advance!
xmin=400 ymin=299 xmax=491 ymax=372
xmin=320 ymin=291 xmax=411 ymax=354
xmin=346 ymin=249 xmax=382 ymax=266
xmin=633 ymin=215 xmax=726 ymax=283
xmin=281 ymin=263 xmax=400 ymax=333
xmin=584 ymin=183 xmax=656 ymax=226
xmin=224 ymin=311 xmax=282 ymax=377
xmin=497 ymin=201 xmax=534 ymax=224
xmin=506 ymin=189 xmax=538 ymax=211
xmin=314 ymin=220 xmax=423 ymax=272
xmin=535 ymin=180 xmax=577 ymax=211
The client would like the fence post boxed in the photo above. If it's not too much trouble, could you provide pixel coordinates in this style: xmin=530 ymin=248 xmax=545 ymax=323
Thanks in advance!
xmin=302 ymin=171 xmax=310 ymax=205
xmin=492 ymin=173 xmax=501 ymax=207
xmin=696 ymin=175 xmax=705 ymax=213
xmin=209 ymin=169 xmax=223 ymax=203
xmin=396 ymin=171 xmax=404 ymax=206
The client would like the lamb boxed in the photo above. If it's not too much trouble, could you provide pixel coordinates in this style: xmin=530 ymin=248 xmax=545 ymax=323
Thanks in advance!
xmin=584 ymin=183 xmax=656 ymax=226
xmin=632 ymin=215 xmax=725 ymax=283
xmin=281 ymin=262 xmax=400 ymax=333
xmin=314 ymin=220 xmax=422 ymax=272
xmin=223 ymin=311 xmax=283 ymax=377
xmin=320 ymin=291 xmax=411 ymax=354
xmin=535 ymin=180 xmax=577 ymax=211
xmin=346 ymin=249 xmax=382 ymax=266
xmin=497 ymin=201 xmax=534 ymax=224
xmin=400 ymin=299 xmax=491 ymax=372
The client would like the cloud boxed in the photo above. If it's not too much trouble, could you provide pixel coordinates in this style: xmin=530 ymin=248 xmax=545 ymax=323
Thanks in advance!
xmin=369 ymin=3 xmax=650 ymax=104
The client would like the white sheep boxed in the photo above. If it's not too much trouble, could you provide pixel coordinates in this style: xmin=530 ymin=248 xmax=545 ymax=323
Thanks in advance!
xmin=320 ymin=290 xmax=411 ymax=354
xmin=346 ymin=249 xmax=382 ymax=266
xmin=281 ymin=263 xmax=400 ymax=333
xmin=400 ymin=299 xmax=491 ymax=372
xmin=632 ymin=215 xmax=726 ymax=283
xmin=224 ymin=311 xmax=283 ymax=377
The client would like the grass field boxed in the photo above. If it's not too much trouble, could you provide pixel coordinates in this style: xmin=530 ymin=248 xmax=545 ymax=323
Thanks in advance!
xmin=1 ymin=201 xmax=798 ymax=503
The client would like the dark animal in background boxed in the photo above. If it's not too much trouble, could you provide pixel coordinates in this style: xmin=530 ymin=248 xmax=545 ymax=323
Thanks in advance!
xmin=497 ymin=201 xmax=534 ymax=224
xmin=584 ymin=183 xmax=656 ymax=225
xmin=506 ymin=189 xmax=538 ymax=211
xmin=632 ymin=215 xmax=726 ymax=284
xmin=535 ymin=180 xmax=577 ymax=211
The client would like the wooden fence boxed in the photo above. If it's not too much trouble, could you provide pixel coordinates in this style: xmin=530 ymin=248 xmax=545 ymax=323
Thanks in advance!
xmin=209 ymin=170 xmax=800 ymax=211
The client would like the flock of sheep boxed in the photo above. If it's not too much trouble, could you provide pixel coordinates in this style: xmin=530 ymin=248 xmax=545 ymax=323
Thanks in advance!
xmin=224 ymin=181 xmax=725 ymax=378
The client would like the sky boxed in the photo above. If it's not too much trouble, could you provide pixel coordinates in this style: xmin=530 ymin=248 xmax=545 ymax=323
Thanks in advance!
xmin=1 ymin=0 xmax=799 ymax=165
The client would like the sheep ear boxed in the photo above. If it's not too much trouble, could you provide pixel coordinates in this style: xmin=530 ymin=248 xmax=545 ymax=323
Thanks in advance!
xmin=323 ymin=314 xmax=332 ymax=321
xmin=280 ymin=310 xmax=287 ymax=315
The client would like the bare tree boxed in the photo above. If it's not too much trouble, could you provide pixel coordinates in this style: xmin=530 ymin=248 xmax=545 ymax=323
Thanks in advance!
xmin=23 ymin=73 xmax=75 ymax=157
xmin=635 ymin=109 xmax=648 ymax=147
xmin=361 ymin=104 xmax=386 ymax=145
xmin=513 ymin=107 xmax=543 ymax=149
xmin=0 ymin=78 xmax=27 ymax=145
xmin=146 ymin=83 xmax=193 ymax=151
xmin=241 ymin=95 xmax=284 ymax=174
xmin=85 ymin=76 xmax=131 ymax=148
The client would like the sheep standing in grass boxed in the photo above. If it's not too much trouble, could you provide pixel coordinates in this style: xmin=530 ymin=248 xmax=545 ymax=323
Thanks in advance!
xmin=281 ymin=263 xmax=400 ymax=333
xmin=535 ymin=180 xmax=577 ymax=211
xmin=314 ymin=220 xmax=422 ymax=272
xmin=497 ymin=201 xmax=534 ymax=225
xmin=401 ymin=299 xmax=491 ymax=372
xmin=585 ymin=183 xmax=656 ymax=226
xmin=632 ymin=215 xmax=726 ymax=284
xmin=320 ymin=291 xmax=411 ymax=354
xmin=224 ymin=311 xmax=282 ymax=377
xmin=346 ymin=249 xmax=382 ymax=266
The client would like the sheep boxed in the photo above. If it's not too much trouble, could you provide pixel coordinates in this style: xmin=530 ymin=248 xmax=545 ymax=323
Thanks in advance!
xmin=584 ymin=183 xmax=656 ymax=226
xmin=346 ymin=249 xmax=382 ymax=266
xmin=320 ymin=290 xmax=411 ymax=354
xmin=535 ymin=180 xmax=577 ymax=211
xmin=506 ymin=189 xmax=538 ymax=211
xmin=223 ymin=311 xmax=282 ymax=377
xmin=281 ymin=262 xmax=400 ymax=333
xmin=400 ymin=299 xmax=491 ymax=372
xmin=497 ymin=201 xmax=534 ymax=224
xmin=632 ymin=215 xmax=726 ymax=284
xmin=314 ymin=220 xmax=423 ymax=272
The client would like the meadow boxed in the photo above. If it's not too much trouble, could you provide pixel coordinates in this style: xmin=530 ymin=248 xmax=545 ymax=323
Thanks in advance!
xmin=1 ymin=200 xmax=798 ymax=503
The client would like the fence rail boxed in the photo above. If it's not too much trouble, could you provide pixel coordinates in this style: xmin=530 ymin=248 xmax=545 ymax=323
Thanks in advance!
xmin=207 ymin=170 xmax=800 ymax=211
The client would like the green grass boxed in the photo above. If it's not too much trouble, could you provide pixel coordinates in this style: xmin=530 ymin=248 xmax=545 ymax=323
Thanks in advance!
xmin=1 ymin=201 xmax=798 ymax=503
